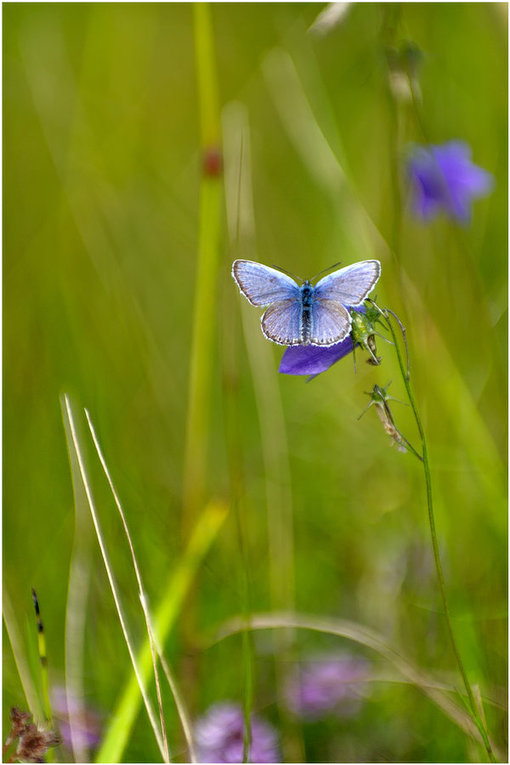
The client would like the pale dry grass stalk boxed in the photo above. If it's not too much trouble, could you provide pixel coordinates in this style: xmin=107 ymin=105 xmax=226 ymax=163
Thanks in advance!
xmin=97 ymin=499 xmax=228 ymax=763
xmin=84 ymin=408 xmax=170 ymax=763
xmin=85 ymin=408 xmax=197 ymax=762
xmin=62 ymin=399 xmax=95 ymax=763
xmin=62 ymin=394 xmax=168 ymax=762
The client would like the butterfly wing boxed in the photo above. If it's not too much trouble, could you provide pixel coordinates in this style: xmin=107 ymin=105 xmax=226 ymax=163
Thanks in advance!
xmin=232 ymin=259 xmax=300 ymax=306
xmin=314 ymin=260 xmax=381 ymax=306
xmin=261 ymin=299 xmax=303 ymax=346
xmin=310 ymin=299 xmax=351 ymax=346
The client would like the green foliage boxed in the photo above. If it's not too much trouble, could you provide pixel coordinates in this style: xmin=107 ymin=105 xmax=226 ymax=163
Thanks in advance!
xmin=4 ymin=3 xmax=507 ymax=762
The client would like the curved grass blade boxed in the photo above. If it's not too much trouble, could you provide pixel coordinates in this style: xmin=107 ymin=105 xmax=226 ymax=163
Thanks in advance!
xmin=214 ymin=611 xmax=502 ymax=760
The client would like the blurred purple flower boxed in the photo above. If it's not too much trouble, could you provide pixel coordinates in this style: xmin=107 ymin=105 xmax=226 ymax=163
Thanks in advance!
xmin=52 ymin=687 xmax=101 ymax=753
xmin=407 ymin=141 xmax=493 ymax=223
xmin=286 ymin=654 xmax=370 ymax=720
xmin=194 ymin=702 xmax=279 ymax=763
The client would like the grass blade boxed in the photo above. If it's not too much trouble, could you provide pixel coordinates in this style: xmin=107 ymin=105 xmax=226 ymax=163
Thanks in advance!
xmin=85 ymin=407 xmax=199 ymax=762
xmin=84 ymin=408 xmax=170 ymax=763
xmin=3 ymin=589 xmax=43 ymax=722
xmin=96 ymin=499 xmax=228 ymax=763
xmin=62 ymin=394 xmax=94 ymax=763
xmin=61 ymin=394 xmax=168 ymax=762
xmin=214 ymin=611 xmax=502 ymax=759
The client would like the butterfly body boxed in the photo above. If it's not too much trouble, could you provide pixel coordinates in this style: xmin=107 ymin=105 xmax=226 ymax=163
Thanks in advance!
xmin=232 ymin=259 xmax=381 ymax=347
xmin=297 ymin=281 xmax=312 ymax=343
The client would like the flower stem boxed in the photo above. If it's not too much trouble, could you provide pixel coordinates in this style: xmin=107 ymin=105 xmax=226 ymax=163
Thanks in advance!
xmin=386 ymin=313 xmax=496 ymax=763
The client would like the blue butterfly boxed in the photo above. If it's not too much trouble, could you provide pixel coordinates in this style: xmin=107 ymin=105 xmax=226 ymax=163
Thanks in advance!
xmin=232 ymin=259 xmax=381 ymax=346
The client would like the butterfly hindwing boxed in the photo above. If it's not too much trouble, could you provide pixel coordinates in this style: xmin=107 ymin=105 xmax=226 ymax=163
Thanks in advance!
xmin=261 ymin=299 xmax=303 ymax=346
xmin=232 ymin=260 xmax=300 ymax=306
xmin=314 ymin=260 xmax=381 ymax=306
xmin=310 ymin=300 xmax=351 ymax=346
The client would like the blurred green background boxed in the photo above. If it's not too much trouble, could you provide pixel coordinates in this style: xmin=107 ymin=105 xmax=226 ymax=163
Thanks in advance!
xmin=3 ymin=3 xmax=507 ymax=762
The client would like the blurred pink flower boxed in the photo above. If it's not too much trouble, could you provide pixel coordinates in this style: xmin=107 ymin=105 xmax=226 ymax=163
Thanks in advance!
xmin=194 ymin=702 xmax=279 ymax=763
xmin=286 ymin=654 xmax=371 ymax=720
xmin=52 ymin=687 xmax=101 ymax=753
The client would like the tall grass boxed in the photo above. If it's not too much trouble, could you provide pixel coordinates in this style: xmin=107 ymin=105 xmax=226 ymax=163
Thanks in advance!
xmin=3 ymin=4 xmax=506 ymax=762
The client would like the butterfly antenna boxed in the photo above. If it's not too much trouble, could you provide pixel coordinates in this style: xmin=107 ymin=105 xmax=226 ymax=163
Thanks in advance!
xmin=310 ymin=261 xmax=342 ymax=282
xmin=270 ymin=264 xmax=303 ymax=283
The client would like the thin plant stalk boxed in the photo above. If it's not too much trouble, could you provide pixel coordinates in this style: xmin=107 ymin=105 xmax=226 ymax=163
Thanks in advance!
xmin=61 ymin=394 xmax=168 ymax=762
xmin=85 ymin=407 xmax=198 ymax=762
xmin=181 ymin=2 xmax=223 ymax=708
xmin=96 ymin=499 xmax=228 ymax=763
xmin=2 ymin=591 xmax=43 ymax=721
xmin=84 ymin=409 xmax=170 ymax=763
xmin=31 ymin=591 xmax=55 ymax=764
xmin=182 ymin=2 xmax=223 ymax=533
xmin=30 ymin=588 xmax=54 ymax=765
xmin=379 ymin=13 xmax=496 ymax=755
xmin=385 ymin=316 xmax=496 ymax=763
xmin=154 ymin=647 xmax=198 ymax=764
xmin=62 ymin=396 xmax=96 ymax=763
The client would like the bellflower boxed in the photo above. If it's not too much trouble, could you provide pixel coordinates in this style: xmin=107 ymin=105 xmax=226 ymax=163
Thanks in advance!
xmin=279 ymin=335 xmax=354 ymax=377
xmin=194 ymin=702 xmax=279 ymax=763
xmin=285 ymin=654 xmax=371 ymax=721
xmin=407 ymin=141 xmax=493 ymax=223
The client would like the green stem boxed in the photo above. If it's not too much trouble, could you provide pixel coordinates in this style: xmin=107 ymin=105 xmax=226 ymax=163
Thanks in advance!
xmin=386 ymin=314 xmax=496 ymax=763
xmin=180 ymin=4 xmax=223 ymax=709
xmin=183 ymin=2 xmax=223 ymax=534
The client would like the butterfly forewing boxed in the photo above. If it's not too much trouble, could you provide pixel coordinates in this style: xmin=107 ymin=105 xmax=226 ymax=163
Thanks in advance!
xmin=314 ymin=260 xmax=381 ymax=306
xmin=261 ymin=299 xmax=303 ymax=345
xmin=310 ymin=300 xmax=351 ymax=346
xmin=232 ymin=260 xmax=300 ymax=306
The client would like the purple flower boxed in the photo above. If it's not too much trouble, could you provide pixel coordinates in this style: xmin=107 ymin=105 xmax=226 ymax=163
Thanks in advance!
xmin=285 ymin=654 xmax=370 ymax=721
xmin=194 ymin=702 xmax=279 ymax=763
xmin=51 ymin=687 xmax=101 ymax=753
xmin=279 ymin=335 xmax=354 ymax=377
xmin=407 ymin=141 xmax=493 ymax=223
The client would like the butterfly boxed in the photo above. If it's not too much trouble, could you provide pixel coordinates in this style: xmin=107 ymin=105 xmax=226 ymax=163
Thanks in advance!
xmin=232 ymin=259 xmax=381 ymax=346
